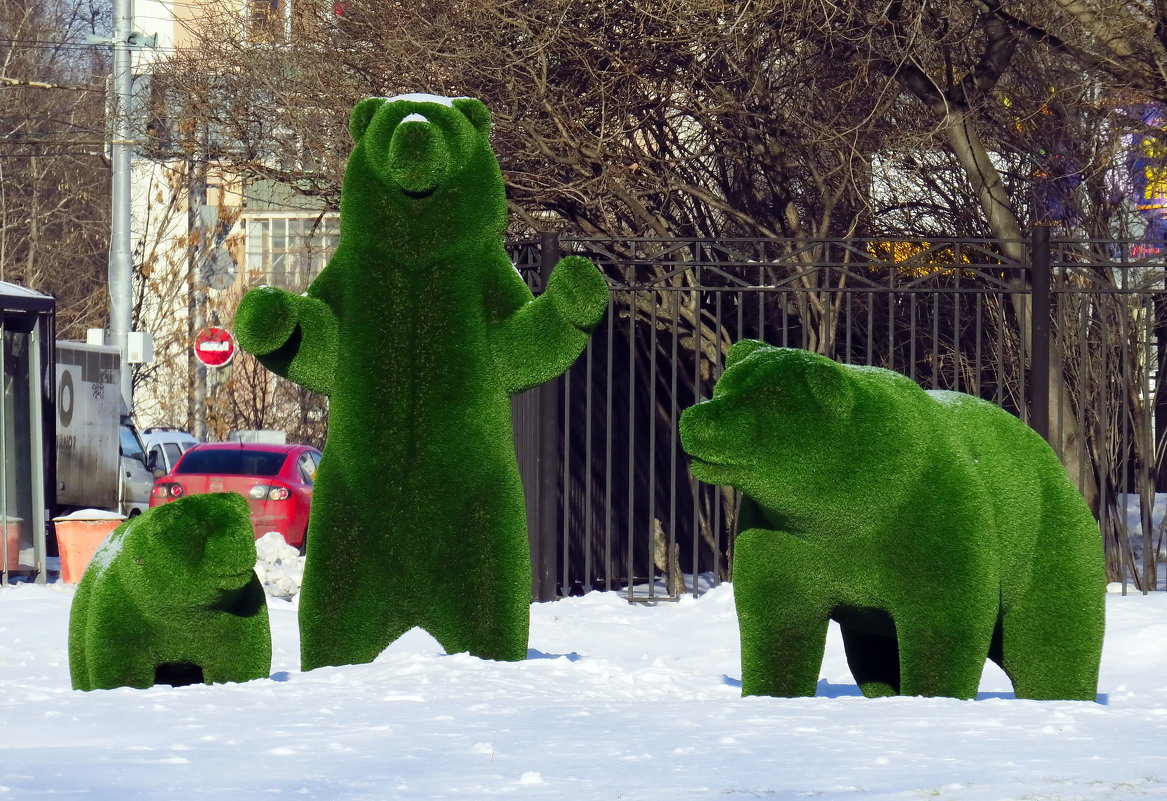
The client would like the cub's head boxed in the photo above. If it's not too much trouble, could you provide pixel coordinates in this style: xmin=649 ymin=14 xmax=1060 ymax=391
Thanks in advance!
xmin=344 ymin=94 xmax=506 ymax=257
xmin=100 ymin=492 xmax=259 ymax=605
xmin=678 ymin=342 xmax=856 ymax=507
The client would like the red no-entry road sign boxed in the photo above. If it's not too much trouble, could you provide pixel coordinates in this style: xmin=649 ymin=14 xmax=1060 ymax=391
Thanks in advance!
xmin=194 ymin=327 xmax=236 ymax=367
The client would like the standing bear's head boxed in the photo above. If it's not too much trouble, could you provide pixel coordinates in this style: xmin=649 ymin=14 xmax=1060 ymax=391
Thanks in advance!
xmin=341 ymin=93 xmax=506 ymax=264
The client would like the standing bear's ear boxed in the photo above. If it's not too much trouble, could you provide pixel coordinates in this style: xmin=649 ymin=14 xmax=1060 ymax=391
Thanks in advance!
xmin=452 ymin=97 xmax=492 ymax=138
xmin=350 ymin=97 xmax=387 ymax=142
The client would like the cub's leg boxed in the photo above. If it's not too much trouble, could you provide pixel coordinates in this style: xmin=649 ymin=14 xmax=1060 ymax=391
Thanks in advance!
xmin=733 ymin=529 xmax=831 ymax=697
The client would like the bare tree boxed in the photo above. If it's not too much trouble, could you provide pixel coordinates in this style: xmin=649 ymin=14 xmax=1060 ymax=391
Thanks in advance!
xmin=0 ymin=0 xmax=110 ymax=338
xmin=142 ymin=0 xmax=1167 ymax=585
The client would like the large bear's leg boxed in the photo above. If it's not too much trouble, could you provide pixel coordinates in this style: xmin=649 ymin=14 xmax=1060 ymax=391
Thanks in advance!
xmin=997 ymin=513 xmax=1104 ymax=701
xmin=423 ymin=485 xmax=531 ymax=662
xmin=733 ymin=529 xmax=830 ymax=697
xmin=299 ymin=472 xmax=417 ymax=671
xmin=895 ymin=599 xmax=997 ymax=699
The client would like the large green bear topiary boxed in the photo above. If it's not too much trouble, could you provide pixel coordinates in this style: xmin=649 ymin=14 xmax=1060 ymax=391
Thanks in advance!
xmin=234 ymin=94 xmax=608 ymax=669
xmin=68 ymin=492 xmax=271 ymax=691
xmin=679 ymin=341 xmax=1105 ymax=700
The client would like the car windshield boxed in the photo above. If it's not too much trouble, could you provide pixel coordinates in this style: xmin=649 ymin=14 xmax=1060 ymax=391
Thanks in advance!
xmin=175 ymin=449 xmax=287 ymax=477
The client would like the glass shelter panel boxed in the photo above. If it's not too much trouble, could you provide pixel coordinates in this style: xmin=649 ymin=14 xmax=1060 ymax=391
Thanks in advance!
xmin=1 ymin=317 xmax=46 ymax=580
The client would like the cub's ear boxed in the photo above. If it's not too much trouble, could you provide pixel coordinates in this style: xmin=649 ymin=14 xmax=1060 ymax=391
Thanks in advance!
xmin=802 ymin=358 xmax=855 ymax=419
xmin=349 ymin=97 xmax=387 ymax=142
xmin=452 ymin=97 xmax=492 ymax=138
xmin=725 ymin=339 xmax=768 ymax=370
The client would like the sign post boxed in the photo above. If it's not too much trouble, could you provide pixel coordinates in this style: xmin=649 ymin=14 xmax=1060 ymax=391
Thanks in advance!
xmin=193 ymin=327 xmax=235 ymax=368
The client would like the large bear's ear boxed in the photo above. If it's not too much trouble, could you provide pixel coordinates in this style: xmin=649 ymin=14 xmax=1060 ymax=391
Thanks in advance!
xmin=452 ymin=97 xmax=492 ymax=138
xmin=802 ymin=358 xmax=855 ymax=419
xmin=725 ymin=339 xmax=768 ymax=370
xmin=349 ymin=97 xmax=386 ymax=142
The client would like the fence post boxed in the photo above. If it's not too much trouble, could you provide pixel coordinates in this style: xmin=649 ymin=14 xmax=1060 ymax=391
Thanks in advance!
xmin=1155 ymin=293 xmax=1167 ymax=492
xmin=531 ymin=232 xmax=563 ymax=601
xmin=1030 ymin=226 xmax=1051 ymax=442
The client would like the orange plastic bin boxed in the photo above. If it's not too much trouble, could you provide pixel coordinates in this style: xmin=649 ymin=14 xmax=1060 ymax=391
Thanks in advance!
xmin=53 ymin=511 xmax=125 ymax=584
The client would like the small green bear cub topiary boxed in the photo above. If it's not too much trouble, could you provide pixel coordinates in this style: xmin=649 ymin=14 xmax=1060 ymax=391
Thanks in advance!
xmin=235 ymin=94 xmax=608 ymax=670
xmin=679 ymin=341 xmax=1105 ymax=701
xmin=69 ymin=492 xmax=271 ymax=691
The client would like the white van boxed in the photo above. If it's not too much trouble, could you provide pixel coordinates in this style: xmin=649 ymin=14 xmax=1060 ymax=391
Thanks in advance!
xmin=142 ymin=428 xmax=200 ymax=475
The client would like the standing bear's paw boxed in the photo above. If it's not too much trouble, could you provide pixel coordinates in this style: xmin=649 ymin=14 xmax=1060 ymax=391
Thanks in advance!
xmin=235 ymin=286 xmax=301 ymax=356
xmin=546 ymin=255 xmax=609 ymax=330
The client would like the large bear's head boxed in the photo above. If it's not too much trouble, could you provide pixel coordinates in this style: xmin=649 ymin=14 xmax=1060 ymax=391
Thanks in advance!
xmin=342 ymin=93 xmax=506 ymax=264
xmin=679 ymin=342 xmax=858 ymax=513
xmin=90 ymin=492 xmax=260 ymax=607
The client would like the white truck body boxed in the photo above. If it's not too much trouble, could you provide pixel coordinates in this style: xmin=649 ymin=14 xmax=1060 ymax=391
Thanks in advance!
xmin=54 ymin=341 xmax=152 ymax=517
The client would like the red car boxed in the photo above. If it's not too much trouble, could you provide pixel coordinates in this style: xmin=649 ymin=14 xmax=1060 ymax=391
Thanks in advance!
xmin=150 ymin=442 xmax=321 ymax=551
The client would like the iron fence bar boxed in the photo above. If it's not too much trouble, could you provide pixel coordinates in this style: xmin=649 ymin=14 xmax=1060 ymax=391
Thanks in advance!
xmin=690 ymin=275 xmax=702 ymax=596
xmin=669 ymin=285 xmax=680 ymax=597
xmin=1142 ymin=291 xmax=1156 ymax=592
xmin=626 ymin=286 xmax=636 ymax=602
xmin=909 ymin=291 xmax=918 ymax=383
xmin=974 ymin=293 xmax=983 ymax=396
xmin=605 ymin=295 xmax=615 ymax=592
xmin=583 ymin=332 xmax=594 ymax=594
xmin=1119 ymin=278 xmax=1136 ymax=590
xmin=647 ymin=292 xmax=659 ymax=600
xmin=757 ymin=280 xmax=765 ymax=346
xmin=561 ymin=318 xmax=572 ymax=596
xmin=1075 ymin=292 xmax=1090 ymax=501
xmin=931 ymin=290 xmax=940 ymax=389
xmin=866 ymin=290 xmax=874 ymax=367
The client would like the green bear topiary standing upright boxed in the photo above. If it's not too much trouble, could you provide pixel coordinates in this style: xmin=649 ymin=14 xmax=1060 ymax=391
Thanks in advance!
xmin=235 ymin=94 xmax=608 ymax=669
xmin=679 ymin=341 xmax=1105 ymax=700
xmin=69 ymin=492 xmax=271 ymax=691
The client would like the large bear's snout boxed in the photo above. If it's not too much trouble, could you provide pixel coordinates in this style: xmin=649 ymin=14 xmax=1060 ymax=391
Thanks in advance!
xmin=385 ymin=116 xmax=451 ymax=197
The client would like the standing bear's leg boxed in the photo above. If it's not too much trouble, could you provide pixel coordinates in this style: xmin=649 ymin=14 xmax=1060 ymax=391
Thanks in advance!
xmin=299 ymin=471 xmax=417 ymax=671
xmin=421 ymin=480 xmax=531 ymax=661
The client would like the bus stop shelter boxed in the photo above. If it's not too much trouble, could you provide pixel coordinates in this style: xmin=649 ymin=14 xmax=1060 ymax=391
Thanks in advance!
xmin=0 ymin=282 xmax=53 ymax=583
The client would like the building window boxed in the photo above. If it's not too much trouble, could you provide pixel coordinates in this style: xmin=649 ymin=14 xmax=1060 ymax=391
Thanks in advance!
xmin=245 ymin=214 xmax=339 ymax=289
xmin=247 ymin=0 xmax=339 ymax=42
xmin=247 ymin=0 xmax=286 ymax=40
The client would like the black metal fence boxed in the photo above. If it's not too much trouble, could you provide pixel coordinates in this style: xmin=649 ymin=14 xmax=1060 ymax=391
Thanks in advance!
xmin=510 ymin=232 xmax=1167 ymax=601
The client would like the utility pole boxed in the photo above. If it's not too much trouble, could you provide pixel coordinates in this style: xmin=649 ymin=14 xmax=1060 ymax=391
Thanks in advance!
xmin=91 ymin=1 xmax=155 ymax=407
xmin=109 ymin=0 xmax=135 ymax=406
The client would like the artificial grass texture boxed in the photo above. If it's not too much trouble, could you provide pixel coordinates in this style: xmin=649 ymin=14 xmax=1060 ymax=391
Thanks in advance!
xmin=68 ymin=493 xmax=270 ymax=691
xmin=678 ymin=341 xmax=1106 ymax=700
xmin=235 ymin=95 xmax=608 ymax=670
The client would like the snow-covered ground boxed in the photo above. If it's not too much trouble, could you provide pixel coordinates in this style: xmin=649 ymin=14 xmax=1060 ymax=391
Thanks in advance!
xmin=1 ymin=578 xmax=1166 ymax=800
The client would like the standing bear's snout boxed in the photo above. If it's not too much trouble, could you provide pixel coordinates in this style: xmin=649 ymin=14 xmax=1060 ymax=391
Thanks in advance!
xmin=384 ymin=115 xmax=450 ymax=198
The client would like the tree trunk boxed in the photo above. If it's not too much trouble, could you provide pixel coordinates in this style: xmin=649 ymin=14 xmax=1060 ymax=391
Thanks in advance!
xmin=943 ymin=106 xmax=1099 ymax=509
